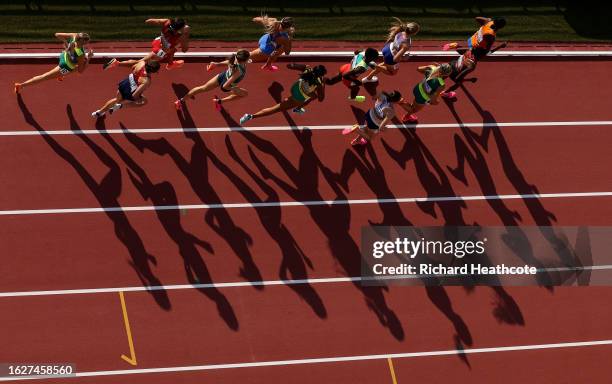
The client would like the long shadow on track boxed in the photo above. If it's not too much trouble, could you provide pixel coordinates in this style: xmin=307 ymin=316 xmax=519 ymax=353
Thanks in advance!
xmin=99 ymin=119 xmax=239 ymax=330
xmin=123 ymin=84 xmax=264 ymax=289
xmin=217 ymin=96 xmax=405 ymax=341
xmin=16 ymin=96 xmax=171 ymax=310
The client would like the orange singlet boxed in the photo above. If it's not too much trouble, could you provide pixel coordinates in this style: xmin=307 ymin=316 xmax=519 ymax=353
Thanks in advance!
xmin=468 ymin=21 xmax=496 ymax=50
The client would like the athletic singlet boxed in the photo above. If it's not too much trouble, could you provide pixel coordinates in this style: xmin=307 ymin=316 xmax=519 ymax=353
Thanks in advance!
xmin=350 ymin=52 xmax=369 ymax=70
xmin=469 ymin=21 xmax=496 ymax=50
xmin=368 ymin=94 xmax=395 ymax=126
xmin=224 ymin=62 xmax=247 ymax=85
xmin=62 ymin=37 xmax=85 ymax=69
xmin=391 ymin=32 xmax=411 ymax=54
xmin=157 ymin=20 xmax=181 ymax=50
xmin=128 ymin=66 xmax=148 ymax=93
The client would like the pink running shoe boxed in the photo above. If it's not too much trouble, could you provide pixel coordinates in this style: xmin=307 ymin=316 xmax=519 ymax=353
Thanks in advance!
xmin=441 ymin=91 xmax=457 ymax=99
xmin=351 ymin=137 xmax=368 ymax=146
xmin=402 ymin=113 xmax=418 ymax=123
xmin=261 ymin=64 xmax=279 ymax=71
xmin=342 ymin=125 xmax=359 ymax=135
xmin=174 ymin=99 xmax=183 ymax=112
xmin=213 ymin=97 xmax=222 ymax=112
xmin=442 ymin=42 xmax=458 ymax=51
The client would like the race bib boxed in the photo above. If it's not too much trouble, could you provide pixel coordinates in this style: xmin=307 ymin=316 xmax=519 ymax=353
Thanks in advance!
xmin=155 ymin=49 xmax=167 ymax=58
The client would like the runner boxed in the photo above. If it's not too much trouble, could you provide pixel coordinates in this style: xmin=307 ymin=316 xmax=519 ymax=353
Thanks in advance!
xmin=239 ymin=64 xmax=327 ymax=125
xmin=399 ymin=63 xmax=452 ymax=123
xmin=103 ymin=18 xmax=190 ymax=71
xmin=324 ymin=48 xmax=379 ymax=102
xmin=174 ymin=50 xmax=250 ymax=112
xmin=362 ymin=18 xmax=419 ymax=83
xmin=91 ymin=60 xmax=160 ymax=118
xmin=249 ymin=15 xmax=295 ymax=71
xmin=342 ymin=90 xmax=402 ymax=146
xmin=14 ymin=32 xmax=93 ymax=94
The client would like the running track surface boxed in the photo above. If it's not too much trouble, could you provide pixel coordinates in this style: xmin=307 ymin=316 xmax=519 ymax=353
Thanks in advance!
xmin=1 ymin=54 xmax=612 ymax=383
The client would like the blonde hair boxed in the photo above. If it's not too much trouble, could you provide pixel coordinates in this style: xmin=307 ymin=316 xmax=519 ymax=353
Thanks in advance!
xmin=260 ymin=14 xmax=295 ymax=35
xmin=386 ymin=18 xmax=420 ymax=43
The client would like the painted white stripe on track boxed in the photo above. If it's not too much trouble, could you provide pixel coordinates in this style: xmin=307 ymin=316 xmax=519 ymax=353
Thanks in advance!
xmin=1 ymin=264 xmax=611 ymax=298
xmin=1 ymin=191 xmax=612 ymax=216
xmin=2 ymin=120 xmax=612 ymax=136
xmin=1 ymin=339 xmax=611 ymax=380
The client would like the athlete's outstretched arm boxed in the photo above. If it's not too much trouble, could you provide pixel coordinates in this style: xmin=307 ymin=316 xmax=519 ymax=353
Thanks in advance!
xmin=55 ymin=32 xmax=76 ymax=40
xmin=475 ymin=17 xmax=491 ymax=25
xmin=145 ymin=18 xmax=169 ymax=26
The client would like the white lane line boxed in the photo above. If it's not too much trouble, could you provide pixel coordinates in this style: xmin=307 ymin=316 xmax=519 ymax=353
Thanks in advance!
xmin=2 ymin=339 xmax=611 ymax=381
xmin=2 ymin=265 xmax=611 ymax=298
xmin=3 ymin=50 xmax=612 ymax=59
xmin=1 ymin=191 xmax=612 ymax=216
xmin=2 ymin=120 xmax=612 ymax=136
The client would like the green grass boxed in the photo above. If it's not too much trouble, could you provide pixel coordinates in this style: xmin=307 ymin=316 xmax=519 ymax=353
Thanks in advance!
xmin=1 ymin=1 xmax=611 ymax=42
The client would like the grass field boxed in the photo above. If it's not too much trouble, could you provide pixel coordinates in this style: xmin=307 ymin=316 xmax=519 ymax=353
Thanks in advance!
xmin=1 ymin=1 xmax=610 ymax=42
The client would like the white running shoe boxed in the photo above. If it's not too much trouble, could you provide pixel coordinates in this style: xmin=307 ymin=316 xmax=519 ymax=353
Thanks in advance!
xmin=240 ymin=113 xmax=253 ymax=125
xmin=361 ymin=76 xmax=378 ymax=83
xmin=91 ymin=110 xmax=104 ymax=118
xmin=292 ymin=107 xmax=306 ymax=114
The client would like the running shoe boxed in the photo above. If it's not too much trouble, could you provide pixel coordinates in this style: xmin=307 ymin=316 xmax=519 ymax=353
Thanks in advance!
xmin=441 ymin=91 xmax=457 ymax=99
xmin=91 ymin=110 xmax=104 ymax=119
xmin=166 ymin=60 xmax=184 ymax=70
xmin=292 ymin=107 xmax=306 ymax=114
xmin=212 ymin=97 xmax=222 ymax=112
xmin=240 ymin=113 xmax=253 ymax=125
xmin=361 ymin=76 xmax=378 ymax=83
xmin=402 ymin=113 xmax=418 ymax=123
xmin=174 ymin=99 xmax=183 ymax=112
xmin=351 ymin=137 xmax=368 ymax=146
xmin=14 ymin=83 xmax=22 ymax=94
xmin=261 ymin=64 xmax=279 ymax=71
xmin=342 ymin=124 xmax=360 ymax=135
xmin=206 ymin=62 xmax=215 ymax=71
xmin=442 ymin=42 xmax=458 ymax=51
xmin=109 ymin=103 xmax=122 ymax=115
xmin=103 ymin=58 xmax=118 ymax=70
xmin=350 ymin=95 xmax=366 ymax=102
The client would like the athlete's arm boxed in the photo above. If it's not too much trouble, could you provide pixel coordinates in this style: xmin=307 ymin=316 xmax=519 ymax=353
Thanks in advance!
xmin=222 ymin=71 xmax=240 ymax=90
xmin=316 ymin=84 xmax=325 ymax=102
xmin=475 ymin=17 xmax=491 ymax=25
xmin=392 ymin=45 xmax=409 ymax=63
xmin=180 ymin=25 xmax=191 ymax=52
xmin=132 ymin=78 xmax=150 ymax=100
xmin=145 ymin=19 xmax=169 ymax=26
xmin=490 ymin=41 xmax=508 ymax=53
xmin=55 ymin=32 xmax=76 ymax=41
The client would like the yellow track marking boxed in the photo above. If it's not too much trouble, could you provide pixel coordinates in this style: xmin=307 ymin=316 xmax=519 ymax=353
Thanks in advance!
xmin=387 ymin=357 xmax=398 ymax=384
xmin=119 ymin=291 xmax=138 ymax=366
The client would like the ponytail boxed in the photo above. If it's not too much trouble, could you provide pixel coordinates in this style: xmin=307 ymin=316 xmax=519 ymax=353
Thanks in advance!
xmin=386 ymin=17 xmax=420 ymax=43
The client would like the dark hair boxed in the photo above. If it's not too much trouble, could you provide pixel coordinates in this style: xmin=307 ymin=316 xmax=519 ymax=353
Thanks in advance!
xmin=492 ymin=17 xmax=506 ymax=30
xmin=364 ymin=47 xmax=379 ymax=63
xmin=280 ymin=17 xmax=294 ymax=29
xmin=383 ymin=90 xmax=402 ymax=103
xmin=169 ymin=18 xmax=186 ymax=34
xmin=300 ymin=65 xmax=327 ymax=85
xmin=145 ymin=60 xmax=161 ymax=73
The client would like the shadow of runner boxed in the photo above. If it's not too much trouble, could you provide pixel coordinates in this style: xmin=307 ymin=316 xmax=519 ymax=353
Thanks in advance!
xmin=16 ymin=97 xmax=171 ymax=310
xmin=102 ymin=121 xmax=238 ymax=330
xmin=124 ymin=83 xmax=263 ymax=287
xmin=219 ymin=115 xmax=405 ymax=339
xmin=221 ymin=134 xmax=327 ymax=318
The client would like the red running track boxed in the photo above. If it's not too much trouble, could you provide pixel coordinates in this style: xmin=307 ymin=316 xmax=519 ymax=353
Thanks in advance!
xmin=1 ymin=56 xmax=612 ymax=383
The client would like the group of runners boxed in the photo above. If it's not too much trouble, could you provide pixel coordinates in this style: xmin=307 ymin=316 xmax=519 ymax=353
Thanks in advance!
xmin=13 ymin=15 xmax=507 ymax=146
